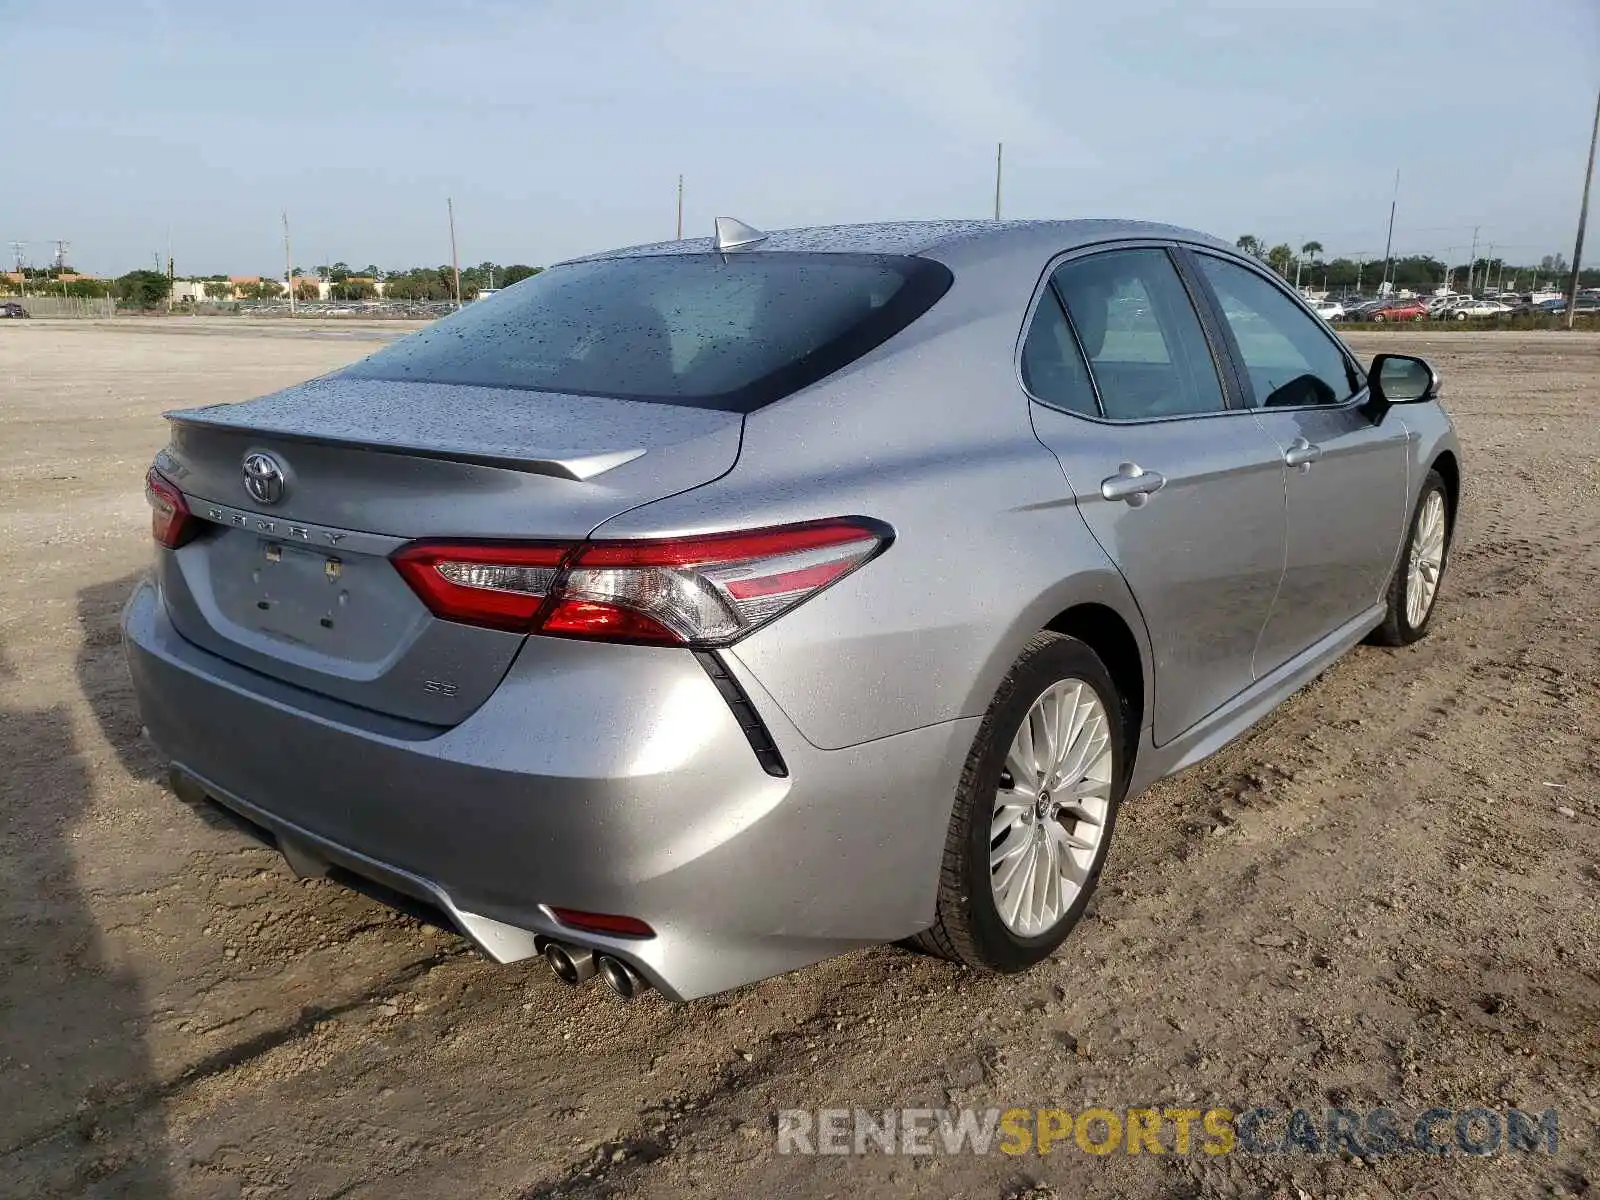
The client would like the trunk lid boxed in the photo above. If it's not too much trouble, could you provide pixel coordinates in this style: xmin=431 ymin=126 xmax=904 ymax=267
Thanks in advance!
xmin=155 ymin=377 xmax=742 ymax=726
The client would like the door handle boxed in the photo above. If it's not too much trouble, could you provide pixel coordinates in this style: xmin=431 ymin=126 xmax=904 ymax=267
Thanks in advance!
xmin=1284 ymin=437 xmax=1323 ymax=469
xmin=1100 ymin=462 xmax=1167 ymax=506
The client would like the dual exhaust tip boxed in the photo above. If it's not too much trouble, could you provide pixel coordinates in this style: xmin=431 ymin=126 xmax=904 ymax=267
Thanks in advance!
xmin=542 ymin=941 xmax=651 ymax=1000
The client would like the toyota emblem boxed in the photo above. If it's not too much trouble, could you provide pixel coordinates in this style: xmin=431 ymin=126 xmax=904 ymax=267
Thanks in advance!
xmin=242 ymin=452 xmax=287 ymax=505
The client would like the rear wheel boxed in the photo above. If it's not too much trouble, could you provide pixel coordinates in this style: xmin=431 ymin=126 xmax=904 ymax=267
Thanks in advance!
xmin=915 ymin=633 xmax=1126 ymax=972
xmin=1373 ymin=470 xmax=1450 ymax=645
xmin=1372 ymin=313 xmax=1387 ymax=323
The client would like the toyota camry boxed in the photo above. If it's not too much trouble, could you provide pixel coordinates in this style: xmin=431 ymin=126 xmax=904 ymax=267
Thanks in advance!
xmin=124 ymin=218 xmax=1460 ymax=999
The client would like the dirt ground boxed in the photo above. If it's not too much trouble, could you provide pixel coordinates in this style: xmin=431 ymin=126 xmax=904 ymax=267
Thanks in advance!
xmin=1 ymin=319 xmax=1596 ymax=1200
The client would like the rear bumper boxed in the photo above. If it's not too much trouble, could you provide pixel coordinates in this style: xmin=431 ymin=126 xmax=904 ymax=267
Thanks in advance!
xmin=122 ymin=578 xmax=976 ymax=998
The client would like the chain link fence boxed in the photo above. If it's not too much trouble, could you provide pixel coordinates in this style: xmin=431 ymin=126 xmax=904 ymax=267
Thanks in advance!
xmin=7 ymin=295 xmax=118 ymax=318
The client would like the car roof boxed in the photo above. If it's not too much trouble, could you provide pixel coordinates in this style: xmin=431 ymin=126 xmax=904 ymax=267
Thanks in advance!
xmin=558 ymin=219 xmax=1238 ymax=266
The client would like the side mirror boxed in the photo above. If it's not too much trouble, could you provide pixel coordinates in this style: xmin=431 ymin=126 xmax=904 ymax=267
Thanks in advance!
xmin=1369 ymin=353 xmax=1439 ymax=404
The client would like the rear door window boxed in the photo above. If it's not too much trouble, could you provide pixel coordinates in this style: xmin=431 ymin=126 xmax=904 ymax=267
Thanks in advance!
xmin=342 ymin=252 xmax=952 ymax=412
xmin=1049 ymin=249 xmax=1227 ymax=421
xmin=1020 ymin=291 xmax=1099 ymax=417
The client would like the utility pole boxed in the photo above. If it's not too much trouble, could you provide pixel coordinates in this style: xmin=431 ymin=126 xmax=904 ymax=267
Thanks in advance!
xmin=1566 ymin=87 xmax=1600 ymax=330
xmin=1466 ymin=225 xmax=1479 ymax=293
xmin=1379 ymin=170 xmax=1399 ymax=293
xmin=53 ymin=240 xmax=70 ymax=299
xmin=282 ymin=211 xmax=297 ymax=316
xmin=993 ymin=142 xmax=1004 ymax=220
xmin=447 ymin=197 xmax=462 ymax=310
xmin=676 ymin=174 xmax=684 ymax=240
xmin=1355 ymin=255 xmax=1365 ymax=295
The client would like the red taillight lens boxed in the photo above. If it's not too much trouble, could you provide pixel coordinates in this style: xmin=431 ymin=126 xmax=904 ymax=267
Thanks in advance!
xmin=145 ymin=467 xmax=197 ymax=549
xmin=392 ymin=518 xmax=889 ymax=646
xmin=548 ymin=907 xmax=656 ymax=939
xmin=390 ymin=541 xmax=569 ymax=632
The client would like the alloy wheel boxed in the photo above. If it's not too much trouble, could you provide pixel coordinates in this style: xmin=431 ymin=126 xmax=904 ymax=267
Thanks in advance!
xmin=989 ymin=679 xmax=1114 ymax=937
xmin=1405 ymin=490 xmax=1446 ymax=627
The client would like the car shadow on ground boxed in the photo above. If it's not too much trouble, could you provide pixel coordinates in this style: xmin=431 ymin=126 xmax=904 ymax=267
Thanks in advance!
xmin=78 ymin=572 xmax=284 ymax=851
xmin=0 ymin=632 xmax=172 ymax=1196
xmin=75 ymin=573 xmax=166 ymax=786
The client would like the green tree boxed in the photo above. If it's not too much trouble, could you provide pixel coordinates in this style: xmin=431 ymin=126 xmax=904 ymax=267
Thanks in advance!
xmin=1235 ymin=235 xmax=1263 ymax=258
xmin=330 ymin=279 xmax=376 ymax=301
xmin=500 ymin=264 xmax=542 ymax=286
xmin=1267 ymin=244 xmax=1294 ymax=277
xmin=114 ymin=269 xmax=172 ymax=309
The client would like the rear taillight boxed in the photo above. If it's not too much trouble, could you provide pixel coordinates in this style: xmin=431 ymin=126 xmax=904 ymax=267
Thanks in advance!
xmin=145 ymin=467 xmax=197 ymax=549
xmin=391 ymin=518 xmax=890 ymax=646
xmin=391 ymin=541 xmax=568 ymax=633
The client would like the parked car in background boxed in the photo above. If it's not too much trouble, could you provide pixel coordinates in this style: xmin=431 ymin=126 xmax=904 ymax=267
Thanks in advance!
xmin=1509 ymin=298 xmax=1567 ymax=317
xmin=1541 ymin=296 xmax=1600 ymax=316
xmin=1368 ymin=299 xmax=1429 ymax=322
xmin=1344 ymin=298 xmax=1388 ymax=320
xmin=1311 ymin=298 xmax=1344 ymax=322
xmin=124 ymin=217 xmax=1462 ymax=1000
xmin=0 ymin=300 xmax=28 ymax=319
xmin=1450 ymin=298 xmax=1511 ymax=320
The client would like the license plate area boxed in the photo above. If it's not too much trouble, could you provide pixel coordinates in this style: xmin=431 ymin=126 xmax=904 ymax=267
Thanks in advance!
xmin=205 ymin=531 xmax=414 ymax=663
xmin=250 ymin=539 xmax=354 ymax=648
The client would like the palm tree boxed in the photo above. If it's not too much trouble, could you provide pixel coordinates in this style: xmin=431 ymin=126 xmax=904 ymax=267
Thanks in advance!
xmin=1236 ymin=235 xmax=1263 ymax=258
xmin=1267 ymin=244 xmax=1294 ymax=278
xmin=1296 ymin=242 xmax=1323 ymax=290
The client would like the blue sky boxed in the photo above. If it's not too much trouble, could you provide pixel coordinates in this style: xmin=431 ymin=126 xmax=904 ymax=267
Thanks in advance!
xmin=5 ymin=0 xmax=1597 ymax=276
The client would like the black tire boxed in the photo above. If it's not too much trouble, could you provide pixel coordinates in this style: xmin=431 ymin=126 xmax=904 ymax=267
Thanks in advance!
xmin=914 ymin=632 xmax=1128 ymax=973
xmin=1372 ymin=313 xmax=1387 ymax=323
xmin=1372 ymin=469 xmax=1451 ymax=646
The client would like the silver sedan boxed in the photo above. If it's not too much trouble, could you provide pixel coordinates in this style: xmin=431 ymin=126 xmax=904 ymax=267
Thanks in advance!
xmin=124 ymin=218 xmax=1460 ymax=999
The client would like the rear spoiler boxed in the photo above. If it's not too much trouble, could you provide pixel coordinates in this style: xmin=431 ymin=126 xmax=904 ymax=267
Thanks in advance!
xmin=164 ymin=411 xmax=646 ymax=482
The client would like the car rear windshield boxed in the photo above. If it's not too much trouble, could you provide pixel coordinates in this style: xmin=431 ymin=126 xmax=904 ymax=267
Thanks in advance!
xmin=342 ymin=252 xmax=953 ymax=412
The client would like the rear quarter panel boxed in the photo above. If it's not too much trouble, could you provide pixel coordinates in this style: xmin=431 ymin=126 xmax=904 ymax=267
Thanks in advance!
xmin=590 ymin=266 xmax=1154 ymax=750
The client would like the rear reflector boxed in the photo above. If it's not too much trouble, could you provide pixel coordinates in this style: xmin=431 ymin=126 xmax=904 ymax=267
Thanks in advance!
xmin=548 ymin=907 xmax=656 ymax=939
xmin=392 ymin=517 xmax=890 ymax=647
xmin=145 ymin=467 xmax=198 ymax=549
